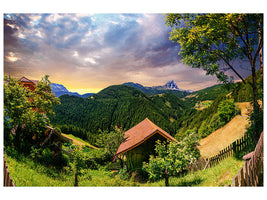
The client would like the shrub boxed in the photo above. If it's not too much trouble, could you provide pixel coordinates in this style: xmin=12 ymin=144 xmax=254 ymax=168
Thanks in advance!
xmin=218 ymin=99 xmax=236 ymax=124
xmin=143 ymin=132 xmax=200 ymax=186
xmin=198 ymin=114 xmax=222 ymax=138
xmin=118 ymin=167 xmax=131 ymax=180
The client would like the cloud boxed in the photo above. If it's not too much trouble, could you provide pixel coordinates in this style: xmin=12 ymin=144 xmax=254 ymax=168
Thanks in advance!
xmin=4 ymin=13 xmax=226 ymax=92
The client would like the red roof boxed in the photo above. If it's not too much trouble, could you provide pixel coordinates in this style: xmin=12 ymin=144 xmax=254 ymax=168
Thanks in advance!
xmin=114 ymin=118 xmax=178 ymax=157
xmin=19 ymin=76 xmax=38 ymax=85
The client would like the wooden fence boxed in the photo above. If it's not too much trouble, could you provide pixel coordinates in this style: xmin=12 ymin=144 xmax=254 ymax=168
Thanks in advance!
xmin=206 ymin=134 xmax=253 ymax=168
xmin=186 ymin=134 xmax=253 ymax=172
xmin=230 ymin=131 xmax=263 ymax=186
xmin=3 ymin=156 xmax=15 ymax=187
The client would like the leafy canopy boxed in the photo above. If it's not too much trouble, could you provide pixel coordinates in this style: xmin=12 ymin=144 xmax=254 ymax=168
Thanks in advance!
xmin=96 ymin=127 xmax=126 ymax=161
xmin=4 ymin=75 xmax=60 ymax=152
xmin=143 ymin=132 xmax=200 ymax=186
xmin=217 ymin=99 xmax=236 ymax=124
xmin=165 ymin=13 xmax=263 ymax=84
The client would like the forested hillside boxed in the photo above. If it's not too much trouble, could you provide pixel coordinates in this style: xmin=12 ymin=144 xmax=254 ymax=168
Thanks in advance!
xmin=50 ymin=69 xmax=263 ymax=145
xmin=49 ymin=85 xmax=190 ymax=144
xmin=183 ymin=84 xmax=229 ymax=107
xmin=175 ymin=70 xmax=263 ymax=140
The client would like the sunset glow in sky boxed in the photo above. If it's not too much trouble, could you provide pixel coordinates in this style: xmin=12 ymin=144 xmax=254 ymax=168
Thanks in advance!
xmin=4 ymin=13 xmax=252 ymax=94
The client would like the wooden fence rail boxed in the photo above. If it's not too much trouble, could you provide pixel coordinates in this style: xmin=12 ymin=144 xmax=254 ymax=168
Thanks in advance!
xmin=230 ymin=131 xmax=264 ymax=186
xmin=3 ymin=156 xmax=15 ymax=187
xmin=207 ymin=134 xmax=253 ymax=168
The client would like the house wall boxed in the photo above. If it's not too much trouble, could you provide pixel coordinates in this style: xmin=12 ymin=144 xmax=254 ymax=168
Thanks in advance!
xmin=20 ymin=82 xmax=36 ymax=91
xmin=126 ymin=132 xmax=168 ymax=171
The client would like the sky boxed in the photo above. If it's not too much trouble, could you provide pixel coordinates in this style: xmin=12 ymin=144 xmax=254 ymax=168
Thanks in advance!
xmin=3 ymin=13 xmax=253 ymax=94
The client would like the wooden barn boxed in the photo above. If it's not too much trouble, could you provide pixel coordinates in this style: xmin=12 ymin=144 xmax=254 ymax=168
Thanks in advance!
xmin=114 ymin=118 xmax=178 ymax=170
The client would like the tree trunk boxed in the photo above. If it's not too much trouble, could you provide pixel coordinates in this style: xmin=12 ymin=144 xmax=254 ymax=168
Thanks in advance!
xmin=165 ymin=175 xmax=169 ymax=186
xmin=259 ymin=45 xmax=263 ymax=103
xmin=251 ymin=62 xmax=261 ymax=141
xmin=259 ymin=47 xmax=263 ymax=84
xmin=74 ymin=171 xmax=78 ymax=186
xmin=164 ymin=169 xmax=169 ymax=186
xmin=14 ymin=123 xmax=22 ymax=151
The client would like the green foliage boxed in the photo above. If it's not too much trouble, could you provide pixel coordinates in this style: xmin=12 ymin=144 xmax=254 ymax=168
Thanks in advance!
xmin=57 ymin=124 xmax=97 ymax=145
xmin=184 ymin=84 xmax=228 ymax=108
xmin=96 ymin=128 xmax=125 ymax=161
xmin=198 ymin=114 xmax=222 ymax=138
xmin=165 ymin=14 xmax=262 ymax=84
xmin=176 ymin=94 xmax=226 ymax=140
xmin=231 ymin=70 xmax=263 ymax=102
xmin=143 ymin=133 xmax=200 ymax=186
xmin=194 ymin=100 xmax=213 ymax=110
xmin=165 ymin=13 xmax=263 ymax=140
xmin=218 ymin=99 xmax=236 ymax=124
xmin=5 ymin=148 xmax=243 ymax=186
xmin=70 ymin=146 xmax=88 ymax=186
xmin=50 ymin=85 xmax=188 ymax=136
xmin=4 ymin=75 xmax=60 ymax=153
xmin=143 ymin=156 xmax=243 ymax=186
xmin=33 ymin=75 xmax=60 ymax=115
xmin=4 ymin=75 xmax=32 ymax=128
xmin=117 ymin=167 xmax=131 ymax=180
xmin=123 ymin=82 xmax=190 ymax=98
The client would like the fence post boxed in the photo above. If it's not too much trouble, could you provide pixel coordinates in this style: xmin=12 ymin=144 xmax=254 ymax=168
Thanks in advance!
xmin=232 ymin=175 xmax=239 ymax=186
xmin=243 ymin=161 xmax=249 ymax=186
xmin=233 ymin=141 xmax=237 ymax=154
xmin=3 ymin=156 xmax=15 ymax=187
xmin=238 ymin=167 xmax=245 ymax=186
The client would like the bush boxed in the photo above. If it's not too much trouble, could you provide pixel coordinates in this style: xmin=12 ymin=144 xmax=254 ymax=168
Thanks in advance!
xmin=37 ymin=148 xmax=70 ymax=169
xmin=118 ymin=167 xmax=131 ymax=180
xmin=198 ymin=114 xmax=223 ymax=138
xmin=218 ymin=99 xmax=236 ymax=124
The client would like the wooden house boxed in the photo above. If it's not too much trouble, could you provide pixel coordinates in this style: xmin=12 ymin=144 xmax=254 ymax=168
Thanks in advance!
xmin=114 ymin=118 xmax=178 ymax=170
xmin=19 ymin=76 xmax=38 ymax=91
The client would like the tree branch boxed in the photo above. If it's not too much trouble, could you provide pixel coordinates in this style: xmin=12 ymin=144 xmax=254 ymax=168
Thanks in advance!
xmin=228 ymin=19 xmax=252 ymax=62
xmin=218 ymin=53 xmax=246 ymax=84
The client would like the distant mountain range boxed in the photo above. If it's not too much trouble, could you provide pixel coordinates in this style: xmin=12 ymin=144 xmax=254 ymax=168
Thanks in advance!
xmin=51 ymin=80 xmax=194 ymax=98
xmin=50 ymin=83 xmax=94 ymax=98
xmin=123 ymin=80 xmax=194 ymax=98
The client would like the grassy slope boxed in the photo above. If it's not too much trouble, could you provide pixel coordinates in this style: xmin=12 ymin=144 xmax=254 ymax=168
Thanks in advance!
xmin=4 ymin=153 xmax=138 ymax=186
xmin=5 ymin=152 xmax=243 ymax=187
xmin=62 ymin=133 xmax=98 ymax=149
xmin=142 ymin=156 xmax=244 ymax=186
xmin=198 ymin=102 xmax=251 ymax=158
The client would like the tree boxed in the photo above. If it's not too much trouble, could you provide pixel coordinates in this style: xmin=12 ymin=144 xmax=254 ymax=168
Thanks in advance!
xmin=71 ymin=146 xmax=87 ymax=186
xmin=4 ymin=75 xmax=60 ymax=152
xmin=143 ymin=132 xmax=200 ymax=186
xmin=165 ymin=14 xmax=263 ymax=139
xmin=217 ymin=99 xmax=236 ymax=124
xmin=96 ymin=127 xmax=126 ymax=167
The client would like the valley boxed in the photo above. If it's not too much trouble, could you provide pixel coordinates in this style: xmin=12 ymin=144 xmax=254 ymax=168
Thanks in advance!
xmin=4 ymin=73 xmax=263 ymax=187
xmin=3 ymin=13 xmax=264 ymax=190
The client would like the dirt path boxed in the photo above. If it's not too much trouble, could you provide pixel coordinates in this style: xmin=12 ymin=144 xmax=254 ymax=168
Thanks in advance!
xmin=62 ymin=133 xmax=86 ymax=146
xmin=198 ymin=102 xmax=251 ymax=158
